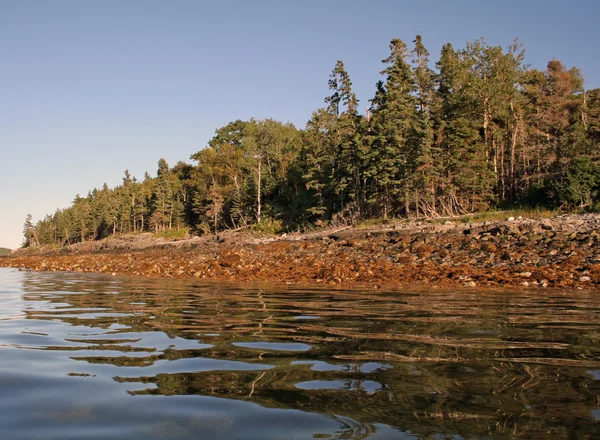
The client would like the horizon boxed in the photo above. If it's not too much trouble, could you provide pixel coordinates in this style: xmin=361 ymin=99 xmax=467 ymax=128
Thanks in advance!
xmin=2 ymin=0 xmax=600 ymax=249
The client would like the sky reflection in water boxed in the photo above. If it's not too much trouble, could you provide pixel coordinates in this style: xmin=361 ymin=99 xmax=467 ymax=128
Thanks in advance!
xmin=0 ymin=268 xmax=600 ymax=439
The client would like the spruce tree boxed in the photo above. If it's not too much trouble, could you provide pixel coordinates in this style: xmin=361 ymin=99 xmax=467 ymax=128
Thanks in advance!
xmin=410 ymin=35 xmax=440 ymax=216
xmin=368 ymin=39 xmax=418 ymax=217
xmin=23 ymin=214 xmax=38 ymax=247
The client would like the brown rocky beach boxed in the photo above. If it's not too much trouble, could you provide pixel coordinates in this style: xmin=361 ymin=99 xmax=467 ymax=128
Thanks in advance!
xmin=2 ymin=213 xmax=600 ymax=290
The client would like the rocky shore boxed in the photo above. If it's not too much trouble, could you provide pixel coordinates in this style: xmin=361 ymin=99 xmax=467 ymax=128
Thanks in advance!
xmin=2 ymin=213 xmax=600 ymax=290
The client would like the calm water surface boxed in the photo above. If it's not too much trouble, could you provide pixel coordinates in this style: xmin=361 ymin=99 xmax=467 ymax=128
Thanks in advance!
xmin=1 ymin=267 xmax=600 ymax=439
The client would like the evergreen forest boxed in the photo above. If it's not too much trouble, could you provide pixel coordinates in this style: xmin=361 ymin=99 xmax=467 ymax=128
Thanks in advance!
xmin=23 ymin=36 xmax=600 ymax=247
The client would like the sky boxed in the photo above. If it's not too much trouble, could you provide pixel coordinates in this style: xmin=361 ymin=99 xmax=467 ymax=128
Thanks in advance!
xmin=1 ymin=0 xmax=599 ymax=249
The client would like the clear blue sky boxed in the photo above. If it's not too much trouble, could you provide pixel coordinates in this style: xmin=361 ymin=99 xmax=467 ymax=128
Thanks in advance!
xmin=1 ymin=0 xmax=599 ymax=249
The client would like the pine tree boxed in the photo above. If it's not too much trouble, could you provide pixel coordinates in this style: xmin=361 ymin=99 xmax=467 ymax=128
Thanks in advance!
xmin=326 ymin=61 xmax=362 ymax=217
xmin=302 ymin=61 xmax=363 ymax=220
xmin=23 ymin=214 xmax=38 ymax=247
xmin=368 ymin=39 xmax=419 ymax=217
xmin=303 ymin=108 xmax=337 ymax=219
xmin=410 ymin=35 xmax=439 ymax=216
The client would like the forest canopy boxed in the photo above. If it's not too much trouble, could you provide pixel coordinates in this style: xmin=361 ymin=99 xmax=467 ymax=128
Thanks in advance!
xmin=23 ymin=36 xmax=600 ymax=247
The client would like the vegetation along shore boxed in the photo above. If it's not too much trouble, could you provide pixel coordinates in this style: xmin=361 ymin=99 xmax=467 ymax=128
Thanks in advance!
xmin=8 ymin=36 xmax=600 ymax=289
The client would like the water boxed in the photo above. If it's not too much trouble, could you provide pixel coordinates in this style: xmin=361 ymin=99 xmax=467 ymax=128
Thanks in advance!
xmin=0 ymin=267 xmax=599 ymax=439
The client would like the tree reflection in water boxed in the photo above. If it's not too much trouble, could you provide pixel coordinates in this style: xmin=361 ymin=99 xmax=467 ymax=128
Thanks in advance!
xmin=17 ymin=271 xmax=600 ymax=438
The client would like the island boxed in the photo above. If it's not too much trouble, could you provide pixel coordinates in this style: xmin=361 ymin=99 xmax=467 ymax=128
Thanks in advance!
xmin=4 ymin=35 xmax=600 ymax=291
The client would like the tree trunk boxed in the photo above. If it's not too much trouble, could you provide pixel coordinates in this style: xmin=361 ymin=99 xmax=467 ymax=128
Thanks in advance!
xmin=511 ymin=123 xmax=518 ymax=195
xmin=257 ymin=159 xmax=262 ymax=223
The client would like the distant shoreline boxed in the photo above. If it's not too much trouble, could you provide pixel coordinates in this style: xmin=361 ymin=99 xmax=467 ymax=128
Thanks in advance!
xmin=2 ymin=214 xmax=599 ymax=291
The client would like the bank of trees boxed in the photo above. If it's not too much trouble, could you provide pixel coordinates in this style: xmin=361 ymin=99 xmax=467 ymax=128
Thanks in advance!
xmin=24 ymin=36 xmax=600 ymax=246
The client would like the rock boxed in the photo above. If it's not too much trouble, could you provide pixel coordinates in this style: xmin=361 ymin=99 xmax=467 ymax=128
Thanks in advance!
xmin=464 ymin=281 xmax=477 ymax=287
xmin=580 ymin=276 xmax=591 ymax=282
xmin=507 ymin=217 xmax=515 ymax=221
xmin=219 ymin=254 xmax=242 ymax=268
xmin=539 ymin=219 xmax=554 ymax=231
xmin=481 ymin=242 xmax=497 ymax=252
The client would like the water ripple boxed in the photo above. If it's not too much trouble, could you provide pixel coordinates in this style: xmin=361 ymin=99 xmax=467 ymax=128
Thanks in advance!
xmin=1 ymin=268 xmax=600 ymax=439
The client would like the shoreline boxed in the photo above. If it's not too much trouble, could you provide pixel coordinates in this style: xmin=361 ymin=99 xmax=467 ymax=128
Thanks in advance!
xmin=2 ymin=213 xmax=599 ymax=291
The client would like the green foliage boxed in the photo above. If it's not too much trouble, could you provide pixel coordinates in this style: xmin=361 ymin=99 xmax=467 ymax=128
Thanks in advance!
xmin=23 ymin=36 xmax=600 ymax=246
xmin=154 ymin=227 xmax=189 ymax=240
xmin=189 ymin=118 xmax=302 ymax=232
xmin=302 ymin=60 xmax=364 ymax=221
xmin=196 ymin=222 xmax=212 ymax=236
xmin=22 ymin=213 xmax=38 ymax=247
xmin=366 ymin=38 xmax=420 ymax=218
xmin=0 ymin=248 xmax=12 ymax=256
xmin=516 ymin=184 xmax=553 ymax=208
xmin=452 ymin=208 xmax=559 ymax=224
xmin=356 ymin=217 xmax=394 ymax=229
xmin=552 ymin=157 xmax=600 ymax=208
xmin=251 ymin=217 xmax=284 ymax=235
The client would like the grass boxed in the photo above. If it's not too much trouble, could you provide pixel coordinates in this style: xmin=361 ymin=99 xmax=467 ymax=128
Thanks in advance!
xmin=453 ymin=208 xmax=559 ymax=224
xmin=154 ymin=228 xmax=189 ymax=240
xmin=357 ymin=207 xmax=561 ymax=228
xmin=357 ymin=217 xmax=398 ymax=229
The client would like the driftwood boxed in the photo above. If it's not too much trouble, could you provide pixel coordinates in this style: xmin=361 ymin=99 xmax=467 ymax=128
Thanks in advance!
xmin=221 ymin=224 xmax=251 ymax=234
xmin=286 ymin=224 xmax=352 ymax=241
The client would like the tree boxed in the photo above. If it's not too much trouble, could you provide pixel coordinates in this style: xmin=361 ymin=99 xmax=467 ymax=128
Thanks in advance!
xmin=19 ymin=34 xmax=600 ymax=240
xmin=410 ymin=35 xmax=440 ymax=216
xmin=23 ymin=214 xmax=38 ymax=247
xmin=368 ymin=38 xmax=419 ymax=217
xmin=303 ymin=108 xmax=337 ymax=219
xmin=330 ymin=61 xmax=363 ymax=218
xmin=553 ymin=156 xmax=600 ymax=208
xmin=435 ymin=42 xmax=499 ymax=213
xmin=302 ymin=60 xmax=363 ymax=221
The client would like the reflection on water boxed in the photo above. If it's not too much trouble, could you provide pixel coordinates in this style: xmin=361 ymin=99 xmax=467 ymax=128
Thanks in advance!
xmin=1 ymin=268 xmax=600 ymax=438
